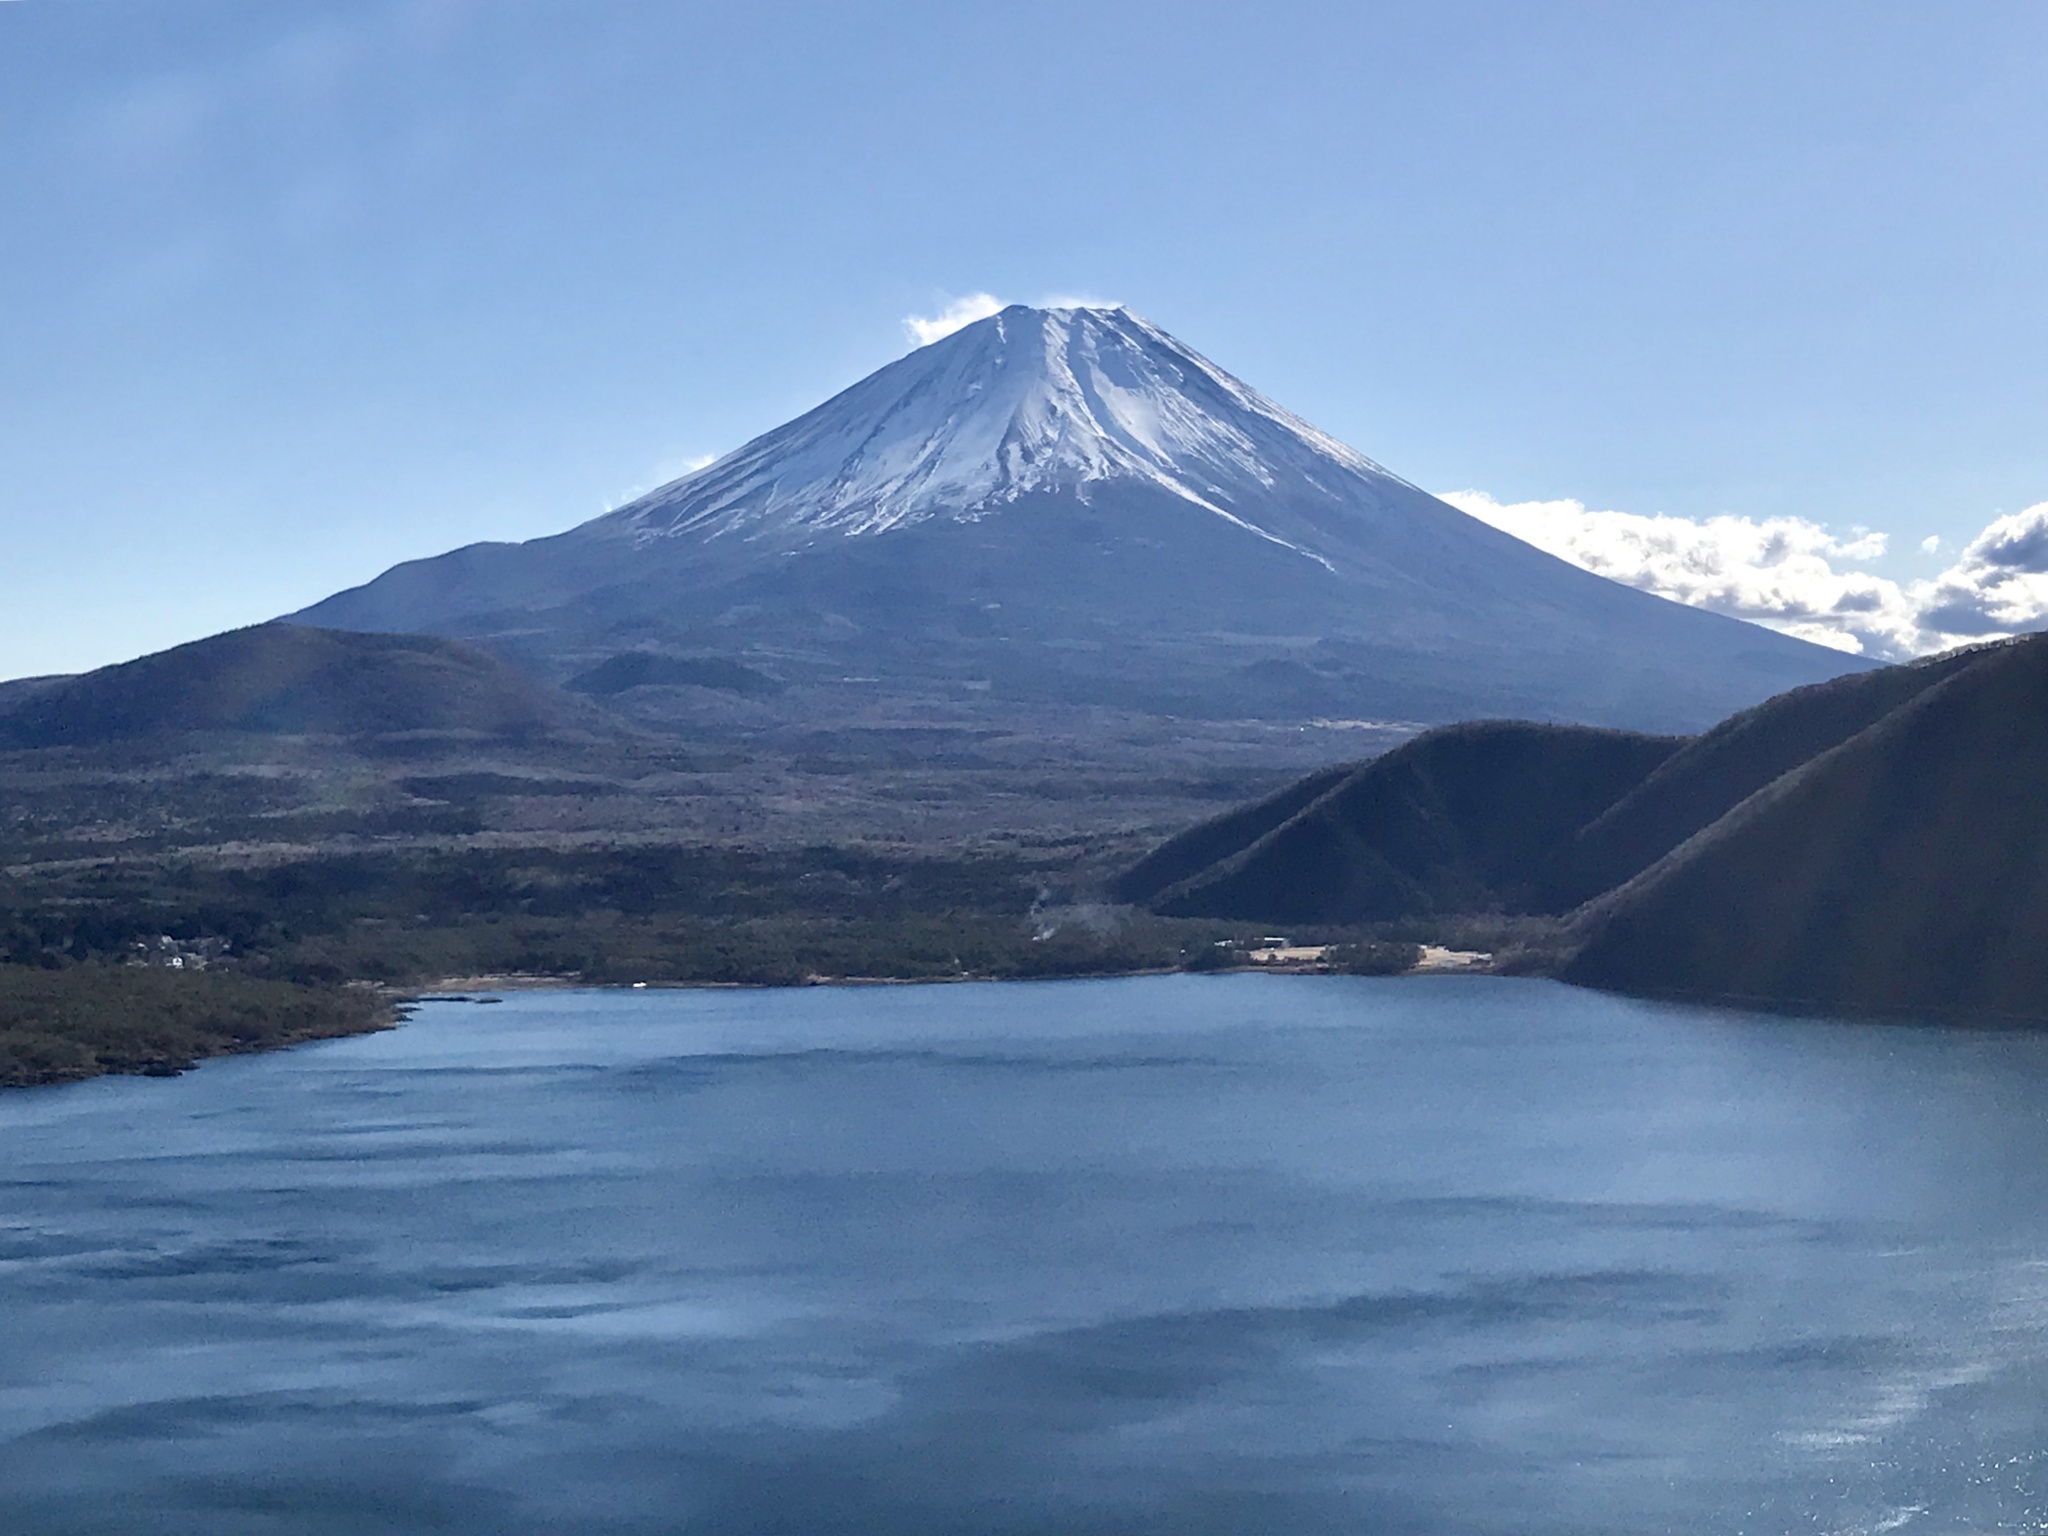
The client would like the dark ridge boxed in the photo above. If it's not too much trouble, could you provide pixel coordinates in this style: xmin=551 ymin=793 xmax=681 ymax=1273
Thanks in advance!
xmin=0 ymin=674 xmax=71 ymax=713
xmin=1111 ymin=761 xmax=1358 ymax=905
xmin=1148 ymin=722 xmax=1682 ymax=923
xmin=1563 ymin=634 xmax=2048 ymax=1018
xmin=0 ymin=624 xmax=570 ymax=748
xmin=566 ymin=652 xmax=785 ymax=697
xmin=1548 ymin=642 xmax=1996 ymax=906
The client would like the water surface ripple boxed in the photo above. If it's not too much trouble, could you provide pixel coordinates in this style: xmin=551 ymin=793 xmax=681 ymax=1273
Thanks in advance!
xmin=4 ymin=975 xmax=2048 ymax=1534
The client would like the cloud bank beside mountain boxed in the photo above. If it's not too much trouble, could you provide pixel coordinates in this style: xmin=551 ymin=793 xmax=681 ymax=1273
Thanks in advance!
xmin=1444 ymin=491 xmax=2048 ymax=659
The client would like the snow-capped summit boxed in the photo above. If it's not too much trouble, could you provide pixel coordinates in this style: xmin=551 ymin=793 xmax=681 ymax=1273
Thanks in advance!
xmin=294 ymin=304 xmax=1869 ymax=733
xmin=594 ymin=305 xmax=1400 ymax=567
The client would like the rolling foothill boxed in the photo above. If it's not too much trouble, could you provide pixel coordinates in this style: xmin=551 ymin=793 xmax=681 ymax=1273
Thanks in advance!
xmin=1127 ymin=636 xmax=2048 ymax=1019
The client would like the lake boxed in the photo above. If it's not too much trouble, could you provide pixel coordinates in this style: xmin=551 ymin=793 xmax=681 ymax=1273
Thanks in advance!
xmin=4 ymin=974 xmax=2048 ymax=1535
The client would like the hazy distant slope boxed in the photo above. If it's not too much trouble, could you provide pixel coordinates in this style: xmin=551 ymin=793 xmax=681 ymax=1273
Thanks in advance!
xmin=1147 ymin=722 xmax=1681 ymax=923
xmin=0 ymin=624 xmax=568 ymax=747
xmin=1564 ymin=636 xmax=2048 ymax=1017
xmin=293 ymin=305 xmax=1868 ymax=733
xmin=566 ymin=653 xmax=784 ymax=697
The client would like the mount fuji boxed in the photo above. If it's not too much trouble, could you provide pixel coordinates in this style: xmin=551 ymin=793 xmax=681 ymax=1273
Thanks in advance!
xmin=295 ymin=305 xmax=1866 ymax=732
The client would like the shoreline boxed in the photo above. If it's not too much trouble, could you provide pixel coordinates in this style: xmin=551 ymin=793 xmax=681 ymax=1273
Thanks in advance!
xmin=4 ymin=954 xmax=1504 ymax=1094
xmin=408 ymin=950 xmax=1497 ymax=998
xmin=0 ymin=971 xmax=401 ymax=1091
xmin=410 ymin=965 xmax=1197 ymax=996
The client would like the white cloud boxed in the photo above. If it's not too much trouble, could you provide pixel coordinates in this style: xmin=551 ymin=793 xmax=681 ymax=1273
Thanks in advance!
xmin=1921 ymin=534 xmax=1942 ymax=555
xmin=904 ymin=293 xmax=1004 ymax=347
xmin=902 ymin=292 xmax=1121 ymax=346
xmin=1911 ymin=504 xmax=2048 ymax=642
xmin=1441 ymin=490 xmax=2048 ymax=660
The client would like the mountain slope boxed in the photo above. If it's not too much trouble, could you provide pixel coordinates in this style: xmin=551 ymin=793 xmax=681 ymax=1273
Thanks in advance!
xmin=1113 ymin=762 xmax=1360 ymax=907
xmin=1119 ymin=643 xmax=2005 ymax=925
xmin=1546 ymin=646 xmax=1990 ymax=906
xmin=0 ymin=624 xmax=571 ymax=748
xmin=1563 ymin=635 xmax=2048 ymax=1017
xmin=1141 ymin=722 xmax=1681 ymax=923
xmin=294 ymin=305 xmax=1866 ymax=733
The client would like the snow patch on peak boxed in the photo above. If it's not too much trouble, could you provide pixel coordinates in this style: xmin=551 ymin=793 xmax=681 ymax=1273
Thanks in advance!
xmin=590 ymin=305 xmax=1404 ymax=568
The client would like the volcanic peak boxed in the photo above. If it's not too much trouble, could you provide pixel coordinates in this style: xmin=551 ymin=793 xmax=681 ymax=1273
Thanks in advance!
xmin=589 ymin=304 xmax=1401 ymax=562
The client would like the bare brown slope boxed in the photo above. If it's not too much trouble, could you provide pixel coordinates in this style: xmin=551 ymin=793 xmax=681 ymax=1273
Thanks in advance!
xmin=1563 ymin=634 xmax=2048 ymax=1018
xmin=1149 ymin=722 xmax=1681 ymax=924
xmin=0 ymin=624 xmax=571 ymax=747
xmin=1549 ymin=644 xmax=1992 ymax=906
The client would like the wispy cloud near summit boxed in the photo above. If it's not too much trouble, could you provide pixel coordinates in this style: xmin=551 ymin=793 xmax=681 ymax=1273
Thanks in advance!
xmin=904 ymin=293 xmax=1004 ymax=346
xmin=903 ymin=292 xmax=1122 ymax=347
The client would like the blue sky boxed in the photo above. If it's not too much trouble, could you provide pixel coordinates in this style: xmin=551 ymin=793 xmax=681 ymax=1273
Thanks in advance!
xmin=4 ymin=0 xmax=2047 ymax=676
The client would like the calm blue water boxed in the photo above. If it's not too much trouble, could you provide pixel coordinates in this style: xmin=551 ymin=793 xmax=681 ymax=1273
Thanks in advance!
xmin=4 ymin=975 xmax=2048 ymax=1535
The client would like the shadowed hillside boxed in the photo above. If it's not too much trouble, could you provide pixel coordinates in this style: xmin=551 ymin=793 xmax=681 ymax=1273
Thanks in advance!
xmin=1547 ymin=644 xmax=1991 ymax=906
xmin=1113 ymin=762 xmax=1358 ymax=907
xmin=1139 ymin=663 xmax=1985 ymax=930
xmin=1139 ymin=722 xmax=1682 ymax=923
xmin=1126 ymin=632 xmax=2048 ymax=1018
xmin=1564 ymin=635 xmax=2048 ymax=1018
xmin=0 ymin=624 xmax=576 ymax=747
